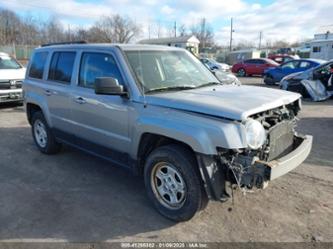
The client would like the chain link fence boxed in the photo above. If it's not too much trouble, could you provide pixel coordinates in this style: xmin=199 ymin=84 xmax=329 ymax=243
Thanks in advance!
xmin=0 ymin=44 xmax=37 ymax=60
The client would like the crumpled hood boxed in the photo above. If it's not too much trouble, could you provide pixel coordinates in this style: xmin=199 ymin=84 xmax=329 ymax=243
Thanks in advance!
xmin=145 ymin=85 xmax=301 ymax=121
xmin=0 ymin=68 xmax=26 ymax=81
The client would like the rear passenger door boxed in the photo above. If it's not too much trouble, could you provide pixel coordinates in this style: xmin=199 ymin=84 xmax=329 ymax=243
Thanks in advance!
xmin=70 ymin=51 xmax=130 ymax=162
xmin=44 ymin=51 xmax=76 ymax=133
xmin=253 ymin=59 xmax=266 ymax=75
xmin=244 ymin=59 xmax=257 ymax=75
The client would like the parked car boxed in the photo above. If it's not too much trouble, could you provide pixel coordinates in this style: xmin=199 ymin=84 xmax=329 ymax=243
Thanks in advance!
xmin=213 ymin=69 xmax=241 ymax=85
xmin=280 ymin=60 xmax=333 ymax=101
xmin=200 ymin=58 xmax=230 ymax=71
xmin=0 ymin=52 xmax=26 ymax=104
xmin=264 ymin=59 xmax=325 ymax=85
xmin=200 ymin=60 xmax=241 ymax=85
xmin=232 ymin=58 xmax=279 ymax=77
xmin=24 ymin=43 xmax=312 ymax=221
xmin=268 ymin=54 xmax=300 ymax=64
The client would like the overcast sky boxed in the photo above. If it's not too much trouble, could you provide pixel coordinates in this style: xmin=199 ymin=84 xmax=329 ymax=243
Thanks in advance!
xmin=1 ymin=0 xmax=333 ymax=45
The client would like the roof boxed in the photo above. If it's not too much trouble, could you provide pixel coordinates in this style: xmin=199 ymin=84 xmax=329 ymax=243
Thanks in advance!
xmin=34 ymin=43 xmax=186 ymax=52
xmin=139 ymin=35 xmax=200 ymax=45
xmin=310 ymin=39 xmax=333 ymax=43
xmin=229 ymin=49 xmax=260 ymax=53
xmin=303 ymin=58 xmax=327 ymax=64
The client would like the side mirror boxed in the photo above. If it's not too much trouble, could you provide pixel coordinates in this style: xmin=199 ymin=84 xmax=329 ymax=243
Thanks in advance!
xmin=94 ymin=77 xmax=127 ymax=96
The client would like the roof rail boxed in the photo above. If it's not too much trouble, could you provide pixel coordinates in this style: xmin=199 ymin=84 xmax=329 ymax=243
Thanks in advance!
xmin=41 ymin=41 xmax=88 ymax=47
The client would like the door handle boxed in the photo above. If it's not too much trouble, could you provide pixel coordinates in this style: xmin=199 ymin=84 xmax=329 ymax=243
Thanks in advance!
xmin=74 ymin=96 xmax=86 ymax=104
xmin=44 ymin=89 xmax=52 ymax=96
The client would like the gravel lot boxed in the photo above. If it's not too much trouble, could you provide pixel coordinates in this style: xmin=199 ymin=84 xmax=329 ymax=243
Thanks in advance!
xmin=0 ymin=78 xmax=332 ymax=242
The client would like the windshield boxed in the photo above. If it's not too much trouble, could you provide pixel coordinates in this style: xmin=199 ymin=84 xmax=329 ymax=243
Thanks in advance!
xmin=0 ymin=55 xmax=22 ymax=69
xmin=125 ymin=50 xmax=218 ymax=93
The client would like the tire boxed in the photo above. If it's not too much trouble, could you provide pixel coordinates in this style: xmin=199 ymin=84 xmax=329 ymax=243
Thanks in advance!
xmin=264 ymin=74 xmax=275 ymax=85
xmin=144 ymin=145 xmax=207 ymax=222
xmin=237 ymin=68 xmax=246 ymax=77
xmin=31 ymin=111 xmax=61 ymax=154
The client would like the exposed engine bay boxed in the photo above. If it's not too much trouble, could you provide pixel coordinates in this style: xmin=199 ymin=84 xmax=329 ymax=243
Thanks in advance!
xmin=197 ymin=100 xmax=304 ymax=201
xmin=223 ymin=100 xmax=301 ymax=189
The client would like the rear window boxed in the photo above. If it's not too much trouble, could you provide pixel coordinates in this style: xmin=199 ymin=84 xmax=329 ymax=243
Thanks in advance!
xmin=48 ymin=52 xmax=76 ymax=84
xmin=28 ymin=52 xmax=48 ymax=79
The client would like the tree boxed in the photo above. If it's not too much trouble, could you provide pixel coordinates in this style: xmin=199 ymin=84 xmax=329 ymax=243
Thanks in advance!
xmin=92 ymin=14 xmax=141 ymax=43
xmin=0 ymin=9 xmax=21 ymax=45
xmin=178 ymin=24 xmax=187 ymax=37
xmin=190 ymin=18 xmax=214 ymax=50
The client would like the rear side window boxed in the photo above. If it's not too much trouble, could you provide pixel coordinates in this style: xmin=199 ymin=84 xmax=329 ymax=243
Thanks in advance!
xmin=245 ymin=59 xmax=257 ymax=64
xmin=254 ymin=59 xmax=265 ymax=64
xmin=28 ymin=52 xmax=48 ymax=79
xmin=299 ymin=61 xmax=311 ymax=68
xmin=79 ymin=52 xmax=124 ymax=89
xmin=48 ymin=52 xmax=76 ymax=84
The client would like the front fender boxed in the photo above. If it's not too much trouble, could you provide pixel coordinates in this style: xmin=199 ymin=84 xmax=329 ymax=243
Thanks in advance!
xmin=130 ymin=106 xmax=247 ymax=158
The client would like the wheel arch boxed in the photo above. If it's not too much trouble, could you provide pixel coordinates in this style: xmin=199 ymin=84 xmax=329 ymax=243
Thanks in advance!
xmin=26 ymin=102 xmax=43 ymax=125
xmin=136 ymin=132 xmax=197 ymax=174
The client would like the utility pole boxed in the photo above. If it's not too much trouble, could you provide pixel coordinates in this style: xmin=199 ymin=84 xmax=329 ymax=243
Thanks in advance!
xmin=258 ymin=31 xmax=263 ymax=50
xmin=68 ymin=24 xmax=71 ymax=41
xmin=148 ymin=22 xmax=151 ymax=39
xmin=201 ymin=18 xmax=206 ymax=49
xmin=174 ymin=21 xmax=177 ymax=37
xmin=229 ymin=18 xmax=234 ymax=51
xmin=157 ymin=21 xmax=161 ymax=38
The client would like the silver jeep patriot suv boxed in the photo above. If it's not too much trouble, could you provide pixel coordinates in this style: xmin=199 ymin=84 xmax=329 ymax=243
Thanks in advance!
xmin=24 ymin=42 xmax=312 ymax=221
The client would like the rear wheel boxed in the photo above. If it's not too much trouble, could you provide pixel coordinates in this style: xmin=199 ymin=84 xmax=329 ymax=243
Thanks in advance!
xmin=144 ymin=145 xmax=207 ymax=221
xmin=31 ymin=111 xmax=61 ymax=154
xmin=237 ymin=68 xmax=246 ymax=77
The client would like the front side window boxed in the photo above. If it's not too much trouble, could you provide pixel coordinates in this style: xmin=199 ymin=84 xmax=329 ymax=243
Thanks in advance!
xmin=28 ymin=52 xmax=48 ymax=79
xmin=125 ymin=50 xmax=217 ymax=93
xmin=48 ymin=52 xmax=76 ymax=84
xmin=0 ymin=55 xmax=22 ymax=70
xmin=79 ymin=53 xmax=124 ymax=89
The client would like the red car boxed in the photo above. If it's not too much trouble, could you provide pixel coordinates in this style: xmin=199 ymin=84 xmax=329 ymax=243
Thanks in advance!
xmin=268 ymin=54 xmax=300 ymax=64
xmin=232 ymin=58 xmax=279 ymax=77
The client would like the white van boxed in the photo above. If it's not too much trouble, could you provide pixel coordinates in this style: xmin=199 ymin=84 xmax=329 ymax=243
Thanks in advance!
xmin=0 ymin=52 xmax=26 ymax=104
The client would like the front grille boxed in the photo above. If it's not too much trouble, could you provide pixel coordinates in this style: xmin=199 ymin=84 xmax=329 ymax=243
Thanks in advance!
xmin=0 ymin=80 xmax=23 ymax=90
xmin=267 ymin=121 xmax=294 ymax=161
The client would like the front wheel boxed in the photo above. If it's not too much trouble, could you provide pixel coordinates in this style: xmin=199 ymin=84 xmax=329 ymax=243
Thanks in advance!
xmin=237 ymin=68 xmax=246 ymax=77
xmin=144 ymin=145 xmax=207 ymax=221
xmin=264 ymin=74 xmax=275 ymax=85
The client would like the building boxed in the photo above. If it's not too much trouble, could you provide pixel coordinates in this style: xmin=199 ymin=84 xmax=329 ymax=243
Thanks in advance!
xmin=310 ymin=26 xmax=333 ymax=60
xmin=139 ymin=35 xmax=200 ymax=55
xmin=226 ymin=49 xmax=261 ymax=65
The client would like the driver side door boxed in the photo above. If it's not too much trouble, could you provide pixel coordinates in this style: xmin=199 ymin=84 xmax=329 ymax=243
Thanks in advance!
xmin=70 ymin=51 xmax=131 ymax=166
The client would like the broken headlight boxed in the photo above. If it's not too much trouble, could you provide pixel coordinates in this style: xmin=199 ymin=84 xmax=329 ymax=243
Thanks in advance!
xmin=245 ymin=119 xmax=266 ymax=149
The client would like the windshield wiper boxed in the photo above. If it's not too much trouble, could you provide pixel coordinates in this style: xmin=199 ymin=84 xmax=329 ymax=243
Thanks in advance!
xmin=196 ymin=81 xmax=222 ymax=88
xmin=145 ymin=85 xmax=196 ymax=94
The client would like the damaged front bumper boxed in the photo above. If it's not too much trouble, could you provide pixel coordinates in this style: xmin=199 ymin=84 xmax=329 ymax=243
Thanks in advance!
xmin=258 ymin=135 xmax=312 ymax=181
xmin=197 ymin=134 xmax=313 ymax=201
